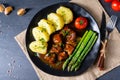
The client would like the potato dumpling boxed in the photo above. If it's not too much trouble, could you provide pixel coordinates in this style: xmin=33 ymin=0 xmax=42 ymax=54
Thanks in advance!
xmin=29 ymin=41 xmax=48 ymax=54
xmin=56 ymin=6 xmax=73 ymax=24
xmin=47 ymin=13 xmax=64 ymax=31
xmin=32 ymin=27 xmax=49 ymax=42
xmin=38 ymin=19 xmax=56 ymax=35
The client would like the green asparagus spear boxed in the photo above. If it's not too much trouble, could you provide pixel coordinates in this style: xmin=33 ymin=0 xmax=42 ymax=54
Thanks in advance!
xmin=70 ymin=32 xmax=96 ymax=71
xmin=75 ymin=36 xmax=98 ymax=71
xmin=62 ymin=31 xmax=88 ymax=70
xmin=67 ymin=30 xmax=94 ymax=71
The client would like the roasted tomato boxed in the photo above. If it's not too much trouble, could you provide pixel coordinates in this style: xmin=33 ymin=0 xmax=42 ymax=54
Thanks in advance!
xmin=74 ymin=16 xmax=88 ymax=30
xmin=104 ymin=0 xmax=113 ymax=2
xmin=111 ymin=0 xmax=120 ymax=11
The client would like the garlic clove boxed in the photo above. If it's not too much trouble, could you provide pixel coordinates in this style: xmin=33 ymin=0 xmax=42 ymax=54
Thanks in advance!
xmin=17 ymin=8 xmax=26 ymax=16
xmin=0 ymin=4 xmax=5 ymax=13
xmin=4 ymin=6 xmax=13 ymax=15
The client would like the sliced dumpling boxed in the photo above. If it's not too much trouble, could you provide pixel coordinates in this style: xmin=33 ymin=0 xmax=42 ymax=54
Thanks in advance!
xmin=47 ymin=13 xmax=64 ymax=31
xmin=29 ymin=41 xmax=48 ymax=54
xmin=32 ymin=27 xmax=49 ymax=42
xmin=38 ymin=19 xmax=56 ymax=35
xmin=56 ymin=6 xmax=73 ymax=24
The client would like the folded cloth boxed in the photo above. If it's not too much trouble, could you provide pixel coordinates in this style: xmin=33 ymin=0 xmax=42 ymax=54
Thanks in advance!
xmin=14 ymin=0 xmax=120 ymax=80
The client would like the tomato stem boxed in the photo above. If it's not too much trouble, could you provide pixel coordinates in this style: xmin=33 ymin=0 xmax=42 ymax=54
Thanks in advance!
xmin=79 ymin=20 xmax=83 ymax=25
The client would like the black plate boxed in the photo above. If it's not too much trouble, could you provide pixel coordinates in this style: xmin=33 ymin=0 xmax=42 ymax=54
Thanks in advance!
xmin=26 ymin=2 xmax=100 ymax=76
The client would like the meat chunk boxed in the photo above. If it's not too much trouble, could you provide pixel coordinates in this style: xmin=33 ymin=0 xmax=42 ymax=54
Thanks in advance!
xmin=53 ymin=34 xmax=62 ymax=44
xmin=66 ymin=30 xmax=76 ymax=41
xmin=49 ymin=54 xmax=56 ymax=64
xmin=44 ymin=53 xmax=56 ymax=64
xmin=60 ymin=26 xmax=76 ymax=41
xmin=64 ymin=44 xmax=74 ymax=55
xmin=50 ymin=45 xmax=62 ymax=54
xmin=58 ymin=52 xmax=68 ymax=61
xmin=66 ymin=40 xmax=76 ymax=47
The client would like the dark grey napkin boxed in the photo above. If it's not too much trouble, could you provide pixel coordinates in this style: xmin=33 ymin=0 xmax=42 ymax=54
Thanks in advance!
xmin=99 ymin=0 xmax=120 ymax=33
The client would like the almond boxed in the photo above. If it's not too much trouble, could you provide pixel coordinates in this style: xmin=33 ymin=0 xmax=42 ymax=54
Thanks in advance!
xmin=4 ymin=6 xmax=13 ymax=15
xmin=0 ymin=4 xmax=5 ymax=13
xmin=17 ymin=8 xmax=26 ymax=16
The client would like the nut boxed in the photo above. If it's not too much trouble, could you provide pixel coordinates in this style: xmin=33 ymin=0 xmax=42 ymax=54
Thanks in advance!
xmin=4 ymin=6 xmax=13 ymax=15
xmin=0 ymin=4 xmax=5 ymax=13
xmin=17 ymin=8 xmax=26 ymax=16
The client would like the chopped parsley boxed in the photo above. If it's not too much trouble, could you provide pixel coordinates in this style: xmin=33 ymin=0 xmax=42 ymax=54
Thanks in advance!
xmin=61 ymin=11 xmax=66 ymax=22
xmin=39 ymin=38 xmax=45 ymax=45
xmin=62 ymin=29 xmax=70 ymax=37
xmin=59 ymin=43 xmax=64 ymax=48
xmin=34 ymin=53 xmax=37 ymax=56
xmin=41 ymin=28 xmax=46 ymax=32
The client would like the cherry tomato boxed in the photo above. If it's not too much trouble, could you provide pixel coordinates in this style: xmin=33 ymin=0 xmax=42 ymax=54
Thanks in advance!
xmin=111 ymin=0 xmax=120 ymax=11
xmin=104 ymin=0 xmax=113 ymax=2
xmin=74 ymin=17 xmax=88 ymax=30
